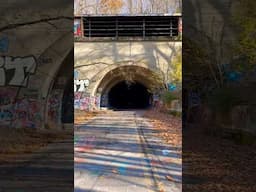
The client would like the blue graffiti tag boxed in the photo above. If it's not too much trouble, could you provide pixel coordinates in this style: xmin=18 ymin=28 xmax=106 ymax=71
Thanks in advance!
xmin=226 ymin=71 xmax=241 ymax=82
xmin=0 ymin=109 xmax=13 ymax=120
xmin=168 ymin=83 xmax=177 ymax=91
xmin=74 ymin=70 xmax=79 ymax=79
xmin=0 ymin=37 xmax=9 ymax=52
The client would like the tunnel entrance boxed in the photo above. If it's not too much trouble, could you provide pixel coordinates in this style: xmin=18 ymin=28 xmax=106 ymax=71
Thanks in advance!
xmin=61 ymin=77 xmax=74 ymax=123
xmin=108 ymin=81 xmax=152 ymax=109
xmin=96 ymin=65 xmax=164 ymax=110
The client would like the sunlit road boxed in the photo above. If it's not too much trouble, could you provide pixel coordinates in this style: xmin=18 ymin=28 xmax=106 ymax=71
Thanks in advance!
xmin=75 ymin=110 xmax=181 ymax=192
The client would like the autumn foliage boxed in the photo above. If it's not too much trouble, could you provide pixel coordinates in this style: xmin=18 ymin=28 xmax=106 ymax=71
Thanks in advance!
xmin=99 ymin=0 xmax=124 ymax=14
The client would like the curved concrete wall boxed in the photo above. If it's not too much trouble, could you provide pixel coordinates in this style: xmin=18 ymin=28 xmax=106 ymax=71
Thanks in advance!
xmin=0 ymin=3 xmax=72 ymax=129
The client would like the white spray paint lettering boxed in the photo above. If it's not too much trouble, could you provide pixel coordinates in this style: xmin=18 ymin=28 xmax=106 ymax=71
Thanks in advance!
xmin=0 ymin=56 xmax=37 ymax=86
xmin=74 ymin=79 xmax=90 ymax=92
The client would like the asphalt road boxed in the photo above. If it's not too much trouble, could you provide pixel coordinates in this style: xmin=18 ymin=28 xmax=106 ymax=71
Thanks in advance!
xmin=75 ymin=110 xmax=181 ymax=192
xmin=0 ymin=137 xmax=73 ymax=192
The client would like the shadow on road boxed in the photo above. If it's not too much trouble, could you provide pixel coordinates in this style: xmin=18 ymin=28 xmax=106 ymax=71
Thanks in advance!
xmin=75 ymin=110 xmax=181 ymax=192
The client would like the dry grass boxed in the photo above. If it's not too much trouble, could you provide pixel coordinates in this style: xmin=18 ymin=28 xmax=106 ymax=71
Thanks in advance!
xmin=0 ymin=127 xmax=72 ymax=163
xmin=183 ymin=127 xmax=256 ymax=192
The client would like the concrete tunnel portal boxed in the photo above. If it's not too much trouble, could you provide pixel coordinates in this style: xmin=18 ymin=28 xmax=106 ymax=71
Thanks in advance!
xmin=96 ymin=66 xmax=162 ymax=110
xmin=75 ymin=15 xmax=182 ymax=112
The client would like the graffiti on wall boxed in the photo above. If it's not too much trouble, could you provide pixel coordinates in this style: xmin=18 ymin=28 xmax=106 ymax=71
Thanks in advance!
xmin=0 ymin=89 xmax=15 ymax=125
xmin=48 ymin=89 xmax=63 ymax=123
xmin=226 ymin=71 xmax=242 ymax=82
xmin=74 ymin=70 xmax=90 ymax=92
xmin=74 ymin=79 xmax=90 ymax=92
xmin=0 ymin=36 xmax=9 ymax=53
xmin=222 ymin=63 xmax=242 ymax=82
xmin=168 ymin=83 xmax=177 ymax=91
xmin=13 ymin=98 xmax=41 ymax=128
xmin=74 ymin=92 xmax=100 ymax=111
xmin=0 ymin=56 xmax=37 ymax=87
xmin=0 ymin=88 xmax=41 ymax=128
xmin=74 ymin=70 xmax=79 ymax=79
xmin=74 ymin=19 xmax=82 ymax=36
xmin=0 ymin=107 xmax=13 ymax=124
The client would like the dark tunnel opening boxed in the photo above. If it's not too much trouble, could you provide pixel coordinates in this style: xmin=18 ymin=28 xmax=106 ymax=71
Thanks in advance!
xmin=61 ymin=77 xmax=74 ymax=123
xmin=108 ymin=81 xmax=152 ymax=109
xmin=60 ymin=50 xmax=74 ymax=124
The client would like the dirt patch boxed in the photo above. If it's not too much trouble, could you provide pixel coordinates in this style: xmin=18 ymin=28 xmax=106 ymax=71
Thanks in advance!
xmin=144 ymin=109 xmax=182 ymax=147
xmin=183 ymin=127 xmax=256 ymax=192
xmin=0 ymin=127 xmax=72 ymax=163
xmin=75 ymin=110 xmax=104 ymax=124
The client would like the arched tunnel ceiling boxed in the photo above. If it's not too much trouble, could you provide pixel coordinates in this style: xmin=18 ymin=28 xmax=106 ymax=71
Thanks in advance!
xmin=52 ymin=49 xmax=74 ymax=89
xmin=96 ymin=65 xmax=164 ymax=95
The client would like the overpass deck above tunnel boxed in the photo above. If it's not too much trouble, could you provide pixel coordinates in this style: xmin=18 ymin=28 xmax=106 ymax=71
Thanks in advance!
xmin=74 ymin=15 xmax=182 ymax=42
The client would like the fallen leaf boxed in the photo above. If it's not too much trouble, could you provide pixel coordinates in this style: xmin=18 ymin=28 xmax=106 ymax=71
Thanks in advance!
xmin=166 ymin=175 xmax=175 ymax=182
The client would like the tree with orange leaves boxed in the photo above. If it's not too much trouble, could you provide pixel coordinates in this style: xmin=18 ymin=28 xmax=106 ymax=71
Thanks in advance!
xmin=99 ymin=0 xmax=124 ymax=14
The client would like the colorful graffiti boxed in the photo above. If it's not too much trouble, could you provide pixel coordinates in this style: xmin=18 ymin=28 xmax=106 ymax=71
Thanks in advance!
xmin=13 ymin=98 xmax=41 ymax=128
xmin=48 ymin=89 xmax=62 ymax=123
xmin=0 ymin=89 xmax=16 ymax=125
xmin=0 ymin=56 xmax=37 ymax=87
xmin=74 ymin=19 xmax=82 ymax=36
xmin=74 ymin=92 xmax=100 ymax=111
xmin=0 ymin=88 xmax=42 ymax=128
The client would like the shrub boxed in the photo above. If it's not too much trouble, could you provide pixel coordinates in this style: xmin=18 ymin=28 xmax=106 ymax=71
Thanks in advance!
xmin=161 ymin=91 xmax=178 ymax=105
xmin=207 ymin=87 xmax=239 ymax=114
xmin=169 ymin=110 xmax=182 ymax=117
